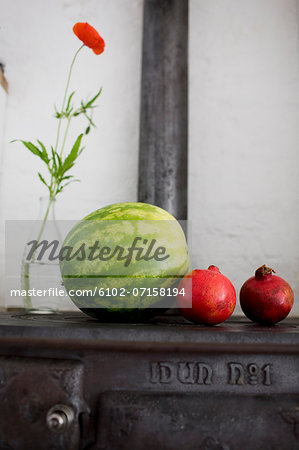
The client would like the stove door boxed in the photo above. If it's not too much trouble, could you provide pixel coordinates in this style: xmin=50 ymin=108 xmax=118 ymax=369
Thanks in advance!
xmin=0 ymin=357 xmax=85 ymax=450
xmin=94 ymin=391 xmax=299 ymax=450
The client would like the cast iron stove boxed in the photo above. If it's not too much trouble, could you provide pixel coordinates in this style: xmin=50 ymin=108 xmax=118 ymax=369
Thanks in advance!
xmin=0 ymin=311 xmax=298 ymax=449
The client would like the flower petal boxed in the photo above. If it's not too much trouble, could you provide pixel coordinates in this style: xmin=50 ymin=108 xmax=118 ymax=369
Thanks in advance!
xmin=73 ymin=22 xmax=105 ymax=55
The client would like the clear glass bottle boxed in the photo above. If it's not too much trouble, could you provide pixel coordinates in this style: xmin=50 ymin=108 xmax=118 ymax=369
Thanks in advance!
xmin=21 ymin=196 xmax=63 ymax=314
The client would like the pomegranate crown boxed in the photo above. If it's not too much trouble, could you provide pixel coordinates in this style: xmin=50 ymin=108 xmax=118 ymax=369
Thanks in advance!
xmin=255 ymin=264 xmax=276 ymax=279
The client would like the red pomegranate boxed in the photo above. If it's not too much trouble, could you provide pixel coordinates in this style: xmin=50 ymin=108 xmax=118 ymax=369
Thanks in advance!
xmin=240 ymin=265 xmax=294 ymax=324
xmin=177 ymin=265 xmax=236 ymax=325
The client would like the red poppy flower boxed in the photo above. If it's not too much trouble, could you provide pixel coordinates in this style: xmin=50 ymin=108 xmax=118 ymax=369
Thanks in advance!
xmin=73 ymin=22 xmax=105 ymax=55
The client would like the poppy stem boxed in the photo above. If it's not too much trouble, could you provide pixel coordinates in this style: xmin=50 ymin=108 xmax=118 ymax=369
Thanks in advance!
xmin=60 ymin=117 xmax=71 ymax=159
xmin=54 ymin=44 xmax=85 ymax=154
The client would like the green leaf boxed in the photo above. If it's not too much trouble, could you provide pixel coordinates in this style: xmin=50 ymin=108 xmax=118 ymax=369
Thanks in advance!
xmin=63 ymin=162 xmax=74 ymax=173
xmin=56 ymin=152 xmax=62 ymax=170
xmin=36 ymin=139 xmax=49 ymax=164
xmin=51 ymin=146 xmax=57 ymax=168
xmin=13 ymin=139 xmax=49 ymax=165
xmin=55 ymin=112 xmax=61 ymax=119
xmin=85 ymin=126 xmax=90 ymax=135
xmin=62 ymin=134 xmax=83 ymax=173
xmin=66 ymin=91 xmax=75 ymax=112
xmin=85 ymin=87 xmax=102 ymax=109
xmin=18 ymin=140 xmax=43 ymax=158
xmin=38 ymin=172 xmax=49 ymax=189
xmin=83 ymin=112 xmax=96 ymax=128
xmin=78 ymin=146 xmax=85 ymax=156
xmin=57 ymin=179 xmax=80 ymax=193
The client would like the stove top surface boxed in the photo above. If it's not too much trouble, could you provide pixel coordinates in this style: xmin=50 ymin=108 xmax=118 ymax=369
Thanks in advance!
xmin=0 ymin=311 xmax=298 ymax=349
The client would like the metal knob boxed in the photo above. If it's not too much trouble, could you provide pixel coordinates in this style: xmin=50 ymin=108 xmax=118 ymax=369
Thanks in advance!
xmin=46 ymin=404 xmax=74 ymax=431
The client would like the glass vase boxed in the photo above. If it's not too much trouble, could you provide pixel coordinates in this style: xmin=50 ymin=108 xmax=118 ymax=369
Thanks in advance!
xmin=21 ymin=196 xmax=63 ymax=314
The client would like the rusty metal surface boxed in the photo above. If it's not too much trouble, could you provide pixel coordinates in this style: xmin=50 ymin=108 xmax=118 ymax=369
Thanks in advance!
xmin=0 ymin=312 xmax=298 ymax=449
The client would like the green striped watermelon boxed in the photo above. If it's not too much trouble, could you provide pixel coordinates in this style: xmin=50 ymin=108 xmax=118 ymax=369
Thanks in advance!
xmin=60 ymin=202 xmax=190 ymax=321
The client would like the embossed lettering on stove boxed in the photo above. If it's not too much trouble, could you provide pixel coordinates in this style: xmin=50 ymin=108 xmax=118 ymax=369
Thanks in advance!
xmin=150 ymin=362 xmax=212 ymax=385
xmin=150 ymin=361 xmax=273 ymax=386
xmin=228 ymin=363 xmax=272 ymax=386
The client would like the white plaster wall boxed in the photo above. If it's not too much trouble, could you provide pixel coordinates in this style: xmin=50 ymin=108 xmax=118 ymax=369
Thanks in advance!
xmin=0 ymin=0 xmax=299 ymax=316
xmin=189 ymin=0 xmax=299 ymax=316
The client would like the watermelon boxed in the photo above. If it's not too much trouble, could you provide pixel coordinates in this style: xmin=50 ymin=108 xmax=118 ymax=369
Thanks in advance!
xmin=60 ymin=202 xmax=190 ymax=322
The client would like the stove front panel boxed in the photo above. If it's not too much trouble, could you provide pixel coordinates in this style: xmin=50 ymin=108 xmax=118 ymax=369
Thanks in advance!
xmin=95 ymin=391 xmax=299 ymax=450
xmin=0 ymin=357 xmax=85 ymax=450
